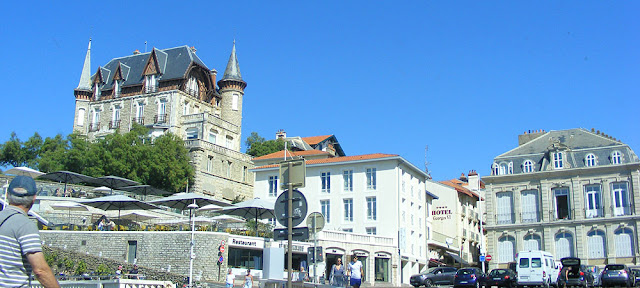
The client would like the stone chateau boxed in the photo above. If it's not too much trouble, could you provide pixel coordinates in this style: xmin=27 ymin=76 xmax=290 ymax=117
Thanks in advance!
xmin=72 ymin=40 xmax=253 ymax=201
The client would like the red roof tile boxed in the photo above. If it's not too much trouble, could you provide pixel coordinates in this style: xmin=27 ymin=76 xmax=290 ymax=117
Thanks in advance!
xmin=439 ymin=179 xmax=480 ymax=199
xmin=253 ymin=153 xmax=399 ymax=169
xmin=252 ymin=150 xmax=330 ymax=161
xmin=301 ymin=135 xmax=332 ymax=145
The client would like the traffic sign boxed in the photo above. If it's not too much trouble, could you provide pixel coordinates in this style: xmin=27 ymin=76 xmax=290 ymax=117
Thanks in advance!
xmin=275 ymin=189 xmax=308 ymax=227
xmin=218 ymin=256 xmax=224 ymax=263
xmin=274 ymin=227 xmax=309 ymax=241
xmin=279 ymin=159 xmax=306 ymax=189
xmin=306 ymin=212 xmax=325 ymax=234
xmin=486 ymin=254 xmax=492 ymax=262
xmin=479 ymin=255 xmax=485 ymax=262
xmin=308 ymin=246 xmax=323 ymax=262
xmin=220 ymin=245 xmax=225 ymax=253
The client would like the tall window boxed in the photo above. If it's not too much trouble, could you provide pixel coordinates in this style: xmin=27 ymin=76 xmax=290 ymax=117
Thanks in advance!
xmin=321 ymin=200 xmax=330 ymax=223
xmin=614 ymin=228 xmax=634 ymax=257
xmin=553 ymin=188 xmax=571 ymax=220
xmin=113 ymin=106 xmax=121 ymax=122
xmin=585 ymin=154 xmax=597 ymax=167
xmin=77 ymin=108 xmax=85 ymax=126
xmin=268 ymin=176 xmax=278 ymax=197
xmin=498 ymin=236 xmax=515 ymax=263
xmin=92 ymin=109 xmax=100 ymax=126
xmin=611 ymin=151 xmax=622 ymax=164
xmin=321 ymin=172 xmax=331 ymax=193
xmin=508 ymin=162 xmax=513 ymax=174
xmin=523 ymin=234 xmax=541 ymax=251
xmin=611 ymin=182 xmax=629 ymax=216
xmin=587 ymin=230 xmax=606 ymax=259
xmin=343 ymin=199 xmax=353 ymax=221
xmin=585 ymin=185 xmax=602 ymax=218
xmin=496 ymin=192 xmax=514 ymax=224
xmin=343 ymin=170 xmax=353 ymax=192
xmin=206 ymin=156 xmax=213 ymax=172
xmin=553 ymin=152 xmax=564 ymax=169
xmin=226 ymin=161 xmax=232 ymax=178
xmin=183 ymin=101 xmax=190 ymax=115
xmin=145 ymin=74 xmax=157 ymax=93
xmin=366 ymin=227 xmax=377 ymax=235
xmin=135 ymin=102 xmax=145 ymax=124
xmin=367 ymin=197 xmax=377 ymax=220
xmin=366 ymin=168 xmax=377 ymax=190
xmin=499 ymin=163 xmax=507 ymax=175
xmin=555 ymin=232 xmax=574 ymax=258
xmin=208 ymin=130 xmax=218 ymax=144
xmin=492 ymin=163 xmax=499 ymax=175
xmin=232 ymin=94 xmax=239 ymax=111
xmin=226 ymin=136 xmax=234 ymax=149
xmin=94 ymin=83 xmax=101 ymax=100
xmin=156 ymin=99 xmax=167 ymax=123
xmin=521 ymin=190 xmax=539 ymax=223
xmin=114 ymin=80 xmax=121 ymax=98
xmin=187 ymin=76 xmax=198 ymax=96
xmin=523 ymin=160 xmax=534 ymax=173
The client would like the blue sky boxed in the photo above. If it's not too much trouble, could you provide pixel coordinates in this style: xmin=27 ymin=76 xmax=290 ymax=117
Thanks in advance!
xmin=0 ymin=1 xmax=638 ymax=181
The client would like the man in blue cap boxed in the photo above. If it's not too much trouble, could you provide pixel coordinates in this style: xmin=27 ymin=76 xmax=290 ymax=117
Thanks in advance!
xmin=0 ymin=176 xmax=60 ymax=288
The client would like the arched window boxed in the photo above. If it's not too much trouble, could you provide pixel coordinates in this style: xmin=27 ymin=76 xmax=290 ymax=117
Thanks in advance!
xmin=77 ymin=108 xmax=86 ymax=126
xmin=508 ymin=162 xmax=513 ymax=174
xmin=499 ymin=163 xmax=507 ymax=175
xmin=492 ymin=163 xmax=499 ymax=175
xmin=208 ymin=129 xmax=218 ymax=144
xmin=555 ymin=232 xmax=574 ymax=258
xmin=587 ymin=230 xmax=606 ymax=259
xmin=523 ymin=160 xmax=534 ymax=173
xmin=611 ymin=151 xmax=622 ymax=164
xmin=498 ymin=236 xmax=516 ymax=263
xmin=226 ymin=135 xmax=234 ymax=149
xmin=614 ymin=228 xmax=634 ymax=257
xmin=585 ymin=154 xmax=597 ymax=167
xmin=523 ymin=234 xmax=541 ymax=251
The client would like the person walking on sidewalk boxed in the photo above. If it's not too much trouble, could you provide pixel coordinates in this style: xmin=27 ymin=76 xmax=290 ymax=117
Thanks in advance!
xmin=347 ymin=255 xmax=364 ymax=288
xmin=243 ymin=269 xmax=253 ymax=288
xmin=330 ymin=257 xmax=346 ymax=287
xmin=226 ymin=269 xmax=235 ymax=288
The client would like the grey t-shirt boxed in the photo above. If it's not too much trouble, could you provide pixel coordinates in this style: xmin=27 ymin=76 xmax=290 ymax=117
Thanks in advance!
xmin=0 ymin=206 xmax=43 ymax=287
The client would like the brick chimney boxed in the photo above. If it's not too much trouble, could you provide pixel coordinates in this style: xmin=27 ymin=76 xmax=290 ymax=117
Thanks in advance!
xmin=133 ymin=49 xmax=141 ymax=55
xmin=468 ymin=170 xmax=480 ymax=192
xmin=210 ymin=69 xmax=217 ymax=88
xmin=276 ymin=129 xmax=287 ymax=139
xmin=518 ymin=129 xmax=546 ymax=146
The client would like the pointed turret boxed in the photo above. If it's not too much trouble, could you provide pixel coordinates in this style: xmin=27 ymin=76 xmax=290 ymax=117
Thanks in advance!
xmin=221 ymin=41 xmax=243 ymax=81
xmin=218 ymin=41 xmax=247 ymax=149
xmin=74 ymin=39 xmax=93 ymax=100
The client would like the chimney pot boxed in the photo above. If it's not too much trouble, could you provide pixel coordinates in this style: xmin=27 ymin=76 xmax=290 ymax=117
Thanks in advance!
xmin=133 ymin=49 xmax=140 ymax=55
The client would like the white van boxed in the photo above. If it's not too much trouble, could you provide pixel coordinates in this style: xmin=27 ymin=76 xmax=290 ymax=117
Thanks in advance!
xmin=516 ymin=251 xmax=560 ymax=288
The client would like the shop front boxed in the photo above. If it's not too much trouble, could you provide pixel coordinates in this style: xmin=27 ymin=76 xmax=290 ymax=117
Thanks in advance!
xmin=228 ymin=236 xmax=265 ymax=272
xmin=374 ymin=252 xmax=391 ymax=283
xmin=324 ymin=247 xmax=346 ymax=281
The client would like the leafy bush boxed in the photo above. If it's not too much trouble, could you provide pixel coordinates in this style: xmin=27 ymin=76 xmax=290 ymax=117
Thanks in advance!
xmin=75 ymin=260 xmax=87 ymax=275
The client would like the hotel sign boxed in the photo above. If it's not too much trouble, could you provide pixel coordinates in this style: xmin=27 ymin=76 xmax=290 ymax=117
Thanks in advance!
xmin=432 ymin=205 xmax=453 ymax=221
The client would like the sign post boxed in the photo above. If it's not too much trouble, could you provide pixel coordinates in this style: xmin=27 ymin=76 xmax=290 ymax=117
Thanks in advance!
xmin=307 ymin=212 xmax=325 ymax=283
xmin=280 ymin=159 xmax=306 ymax=288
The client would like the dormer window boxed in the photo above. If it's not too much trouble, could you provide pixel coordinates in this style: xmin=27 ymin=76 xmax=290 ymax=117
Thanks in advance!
xmin=187 ymin=76 xmax=198 ymax=96
xmin=611 ymin=151 xmax=622 ymax=164
xmin=492 ymin=163 xmax=499 ymax=175
xmin=553 ymin=152 xmax=564 ymax=169
xmin=523 ymin=160 xmax=534 ymax=173
xmin=585 ymin=154 xmax=597 ymax=167
xmin=114 ymin=80 xmax=122 ymax=98
xmin=94 ymin=83 xmax=101 ymax=100
xmin=145 ymin=75 xmax=157 ymax=93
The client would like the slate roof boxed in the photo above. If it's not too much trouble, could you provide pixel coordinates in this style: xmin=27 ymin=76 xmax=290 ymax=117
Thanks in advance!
xmin=96 ymin=46 xmax=207 ymax=90
xmin=493 ymin=128 xmax=639 ymax=174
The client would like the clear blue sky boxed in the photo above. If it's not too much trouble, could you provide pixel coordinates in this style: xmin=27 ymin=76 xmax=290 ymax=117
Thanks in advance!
xmin=1 ymin=1 xmax=638 ymax=181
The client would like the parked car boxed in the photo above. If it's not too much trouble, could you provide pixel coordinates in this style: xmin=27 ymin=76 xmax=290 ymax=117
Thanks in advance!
xmin=632 ymin=269 xmax=640 ymax=287
xmin=485 ymin=268 xmax=517 ymax=288
xmin=591 ymin=267 xmax=603 ymax=287
xmin=410 ymin=266 xmax=458 ymax=287
xmin=517 ymin=251 xmax=560 ymax=288
xmin=454 ymin=267 xmax=486 ymax=288
xmin=557 ymin=257 xmax=594 ymax=288
xmin=601 ymin=264 xmax=633 ymax=288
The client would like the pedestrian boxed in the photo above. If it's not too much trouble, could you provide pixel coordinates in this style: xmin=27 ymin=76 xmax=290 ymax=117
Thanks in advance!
xmin=226 ymin=269 xmax=235 ymax=288
xmin=0 ymin=176 xmax=60 ymax=288
xmin=330 ymin=257 xmax=346 ymax=287
xmin=347 ymin=255 xmax=363 ymax=288
xmin=116 ymin=265 xmax=123 ymax=278
xmin=129 ymin=264 xmax=140 ymax=279
xmin=243 ymin=269 xmax=253 ymax=288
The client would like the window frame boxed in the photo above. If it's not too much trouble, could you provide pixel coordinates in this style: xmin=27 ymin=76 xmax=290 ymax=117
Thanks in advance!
xmin=611 ymin=151 xmax=622 ymax=164
xmin=343 ymin=198 xmax=353 ymax=222
xmin=343 ymin=170 xmax=353 ymax=192
xmin=585 ymin=153 xmax=597 ymax=167
xmin=523 ymin=160 xmax=534 ymax=173
xmin=321 ymin=200 xmax=330 ymax=223
xmin=268 ymin=176 xmax=279 ymax=197
xmin=366 ymin=168 xmax=377 ymax=190
xmin=367 ymin=197 xmax=377 ymax=220
xmin=321 ymin=172 xmax=331 ymax=193
xmin=553 ymin=152 xmax=564 ymax=169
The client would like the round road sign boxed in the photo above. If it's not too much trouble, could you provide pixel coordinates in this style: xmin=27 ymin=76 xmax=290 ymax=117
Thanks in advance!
xmin=275 ymin=189 xmax=308 ymax=227
xmin=486 ymin=254 xmax=492 ymax=262
xmin=220 ymin=245 xmax=225 ymax=253
xmin=306 ymin=212 xmax=325 ymax=234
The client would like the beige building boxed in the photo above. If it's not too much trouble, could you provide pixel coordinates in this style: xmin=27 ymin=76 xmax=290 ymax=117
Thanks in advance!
xmin=72 ymin=40 xmax=253 ymax=200
xmin=484 ymin=129 xmax=640 ymax=268
xmin=427 ymin=171 xmax=484 ymax=267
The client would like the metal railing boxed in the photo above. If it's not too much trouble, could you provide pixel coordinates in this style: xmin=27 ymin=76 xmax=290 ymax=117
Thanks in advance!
xmin=89 ymin=122 xmax=100 ymax=132
xmin=584 ymin=208 xmax=605 ymax=219
xmin=132 ymin=117 xmax=145 ymax=125
xmin=184 ymin=139 xmax=252 ymax=162
xmin=154 ymin=114 xmax=167 ymax=124
xmin=31 ymin=278 xmax=172 ymax=288
xmin=520 ymin=212 xmax=539 ymax=223
xmin=496 ymin=213 xmax=515 ymax=224
xmin=318 ymin=230 xmax=394 ymax=246
xmin=109 ymin=120 xmax=121 ymax=129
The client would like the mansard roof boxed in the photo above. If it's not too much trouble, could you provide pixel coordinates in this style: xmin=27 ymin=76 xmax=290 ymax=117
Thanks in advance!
xmin=493 ymin=128 xmax=639 ymax=174
xmin=95 ymin=46 xmax=207 ymax=90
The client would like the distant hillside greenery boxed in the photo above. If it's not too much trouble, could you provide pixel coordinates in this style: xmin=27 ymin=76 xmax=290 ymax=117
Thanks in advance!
xmin=245 ymin=132 xmax=285 ymax=157
xmin=0 ymin=125 xmax=193 ymax=193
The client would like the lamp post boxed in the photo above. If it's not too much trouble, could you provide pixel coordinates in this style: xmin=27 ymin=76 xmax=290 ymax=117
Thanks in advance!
xmin=188 ymin=200 xmax=199 ymax=288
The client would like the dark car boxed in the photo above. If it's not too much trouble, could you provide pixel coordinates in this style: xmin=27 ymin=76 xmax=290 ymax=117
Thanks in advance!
xmin=485 ymin=269 xmax=517 ymax=288
xmin=557 ymin=258 xmax=594 ymax=288
xmin=410 ymin=267 xmax=458 ymax=287
xmin=601 ymin=264 xmax=633 ymax=288
xmin=454 ymin=267 xmax=486 ymax=288
xmin=632 ymin=269 xmax=640 ymax=287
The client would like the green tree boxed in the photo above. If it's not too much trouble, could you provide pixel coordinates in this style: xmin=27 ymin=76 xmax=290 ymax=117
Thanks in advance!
xmin=246 ymin=139 xmax=285 ymax=157
xmin=244 ymin=132 xmax=265 ymax=151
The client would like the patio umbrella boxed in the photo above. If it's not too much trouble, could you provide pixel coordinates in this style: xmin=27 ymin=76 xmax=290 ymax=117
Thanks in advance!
xmin=80 ymin=195 xmax=159 ymax=219
xmin=211 ymin=215 xmax=246 ymax=223
xmin=148 ymin=192 xmax=232 ymax=211
xmin=49 ymin=201 xmax=89 ymax=224
xmin=5 ymin=166 xmax=44 ymax=178
xmin=91 ymin=176 xmax=140 ymax=194
xmin=215 ymin=198 xmax=275 ymax=232
xmin=156 ymin=216 xmax=217 ymax=226
xmin=119 ymin=185 xmax=170 ymax=200
xmin=38 ymin=171 xmax=95 ymax=194
xmin=117 ymin=211 xmax=161 ymax=222
xmin=198 ymin=203 xmax=225 ymax=212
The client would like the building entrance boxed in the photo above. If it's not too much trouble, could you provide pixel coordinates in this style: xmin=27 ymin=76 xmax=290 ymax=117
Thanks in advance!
xmin=325 ymin=253 xmax=345 ymax=281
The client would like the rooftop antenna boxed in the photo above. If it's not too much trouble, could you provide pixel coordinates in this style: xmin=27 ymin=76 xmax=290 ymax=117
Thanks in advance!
xmin=424 ymin=145 xmax=431 ymax=178
xmin=145 ymin=41 xmax=148 ymax=53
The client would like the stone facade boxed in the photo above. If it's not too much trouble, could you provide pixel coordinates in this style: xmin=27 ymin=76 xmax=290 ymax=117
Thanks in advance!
xmin=483 ymin=128 xmax=640 ymax=269
xmin=72 ymin=43 xmax=253 ymax=201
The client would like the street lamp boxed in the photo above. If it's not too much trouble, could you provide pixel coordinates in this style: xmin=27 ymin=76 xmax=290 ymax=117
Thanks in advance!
xmin=188 ymin=201 xmax=199 ymax=288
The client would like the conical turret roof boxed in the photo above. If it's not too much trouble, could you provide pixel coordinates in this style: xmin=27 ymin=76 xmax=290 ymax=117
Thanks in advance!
xmin=76 ymin=39 xmax=92 ymax=91
xmin=221 ymin=42 xmax=243 ymax=81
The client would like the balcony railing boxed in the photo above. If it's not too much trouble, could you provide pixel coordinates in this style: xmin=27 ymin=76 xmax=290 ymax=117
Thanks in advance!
xmin=109 ymin=120 xmax=121 ymax=129
xmin=496 ymin=213 xmax=515 ymax=225
xmin=154 ymin=114 xmax=167 ymax=124
xmin=521 ymin=212 xmax=539 ymax=223
xmin=585 ymin=208 xmax=605 ymax=219
xmin=89 ymin=122 xmax=100 ymax=132
xmin=132 ymin=117 xmax=145 ymax=125
xmin=318 ymin=230 xmax=394 ymax=246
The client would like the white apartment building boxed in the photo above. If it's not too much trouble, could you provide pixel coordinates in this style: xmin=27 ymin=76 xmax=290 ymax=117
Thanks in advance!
xmin=251 ymin=148 xmax=437 ymax=286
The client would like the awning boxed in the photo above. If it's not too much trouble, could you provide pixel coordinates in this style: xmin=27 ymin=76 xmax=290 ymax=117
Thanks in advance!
xmin=428 ymin=258 xmax=447 ymax=267
xmin=446 ymin=252 xmax=469 ymax=265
